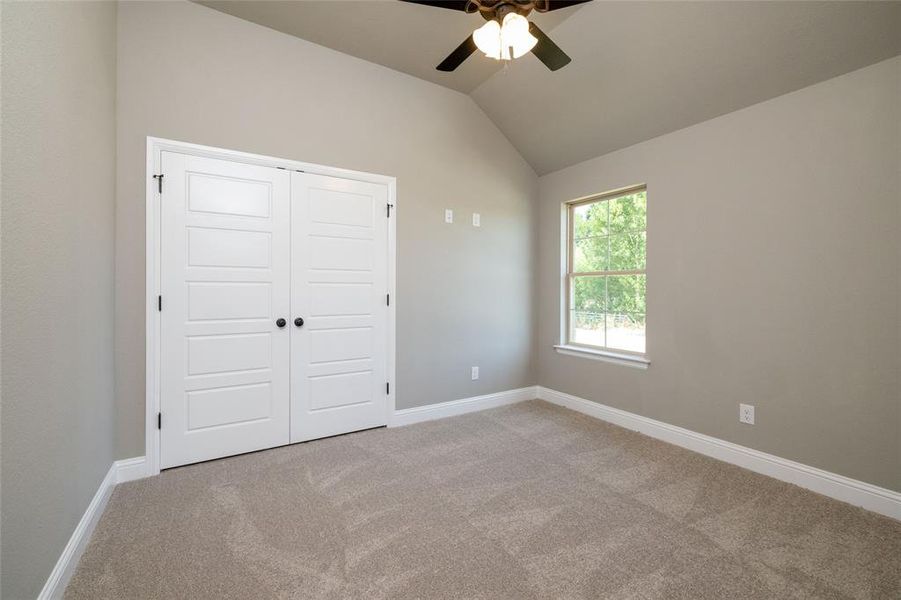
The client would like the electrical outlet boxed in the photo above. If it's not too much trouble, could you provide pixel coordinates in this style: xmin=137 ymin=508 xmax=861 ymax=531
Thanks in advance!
xmin=739 ymin=403 xmax=755 ymax=425
xmin=471 ymin=366 xmax=479 ymax=380
xmin=472 ymin=213 xmax=481 ymax=227
xmin=445 ymin=209 xmax=454 ymax=224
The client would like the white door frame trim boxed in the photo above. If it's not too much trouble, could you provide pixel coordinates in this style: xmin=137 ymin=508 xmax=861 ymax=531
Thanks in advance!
xmin=145 ymin=137 xmax=397 ymax=476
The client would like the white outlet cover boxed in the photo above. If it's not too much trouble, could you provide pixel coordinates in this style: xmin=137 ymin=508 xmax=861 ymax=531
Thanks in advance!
xmin=471 ymin=366 xmax=479 ymax=380
xmin=739 ymin=403 xmax=755 ymax=425
xmin=472 ymin=213 xmax=481 ymax=227
xmin=445 ymin=209 xmax=453 ymax=224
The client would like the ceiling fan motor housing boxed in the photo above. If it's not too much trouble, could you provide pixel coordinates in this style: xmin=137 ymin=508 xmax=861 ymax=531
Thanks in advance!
xmin=473 ymin=1 xmax=540 ymax=21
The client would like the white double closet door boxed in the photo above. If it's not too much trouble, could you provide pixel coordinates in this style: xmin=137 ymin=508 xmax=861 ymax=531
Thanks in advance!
xmin=160 ymin=151 xmax=389 ymax=469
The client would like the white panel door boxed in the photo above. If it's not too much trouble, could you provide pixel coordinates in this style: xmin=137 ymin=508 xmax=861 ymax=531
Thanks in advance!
xmin=160 ymin=152 xmax=290 ymax=468
xmin=290 ymin=172 xmax=389 ymax=442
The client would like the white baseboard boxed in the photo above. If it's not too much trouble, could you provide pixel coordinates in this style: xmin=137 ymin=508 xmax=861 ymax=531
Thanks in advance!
xmin=114 ymin=456 xmax=148 ymax=484
xmin=37 ymin=464 xmax=116 ymax=599
xmin=537 ymin=386 xmax=901 ymax=521
xmin=37 ymin=456 xmax=148 ymax=599
xmin=391 ymin=386 xmax=538 ymax=427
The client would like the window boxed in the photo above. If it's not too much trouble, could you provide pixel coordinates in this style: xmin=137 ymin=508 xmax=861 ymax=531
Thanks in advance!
xmin=565 ymin=186 xmax=647 ymax=356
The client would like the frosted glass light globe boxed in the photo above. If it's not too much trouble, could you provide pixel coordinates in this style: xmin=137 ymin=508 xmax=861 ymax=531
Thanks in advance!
xmin=473 ymin=13 xmax=538 ymax=61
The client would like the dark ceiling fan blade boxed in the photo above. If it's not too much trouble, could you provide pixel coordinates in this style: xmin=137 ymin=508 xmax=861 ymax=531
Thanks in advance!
xmin=437 ymin=35 xmax=478 ymax=71
xmin=528 ymin=22 xmax=571 ymax=71
xmin=536 ymin=0 xmax=593 ymax=11
xmin=398 ymin=0 xmax=475 ymax=12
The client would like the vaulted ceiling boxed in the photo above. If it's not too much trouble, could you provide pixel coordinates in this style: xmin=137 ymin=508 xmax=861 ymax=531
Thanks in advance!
xmin=199 ymin=1 xmax=901 ymax=175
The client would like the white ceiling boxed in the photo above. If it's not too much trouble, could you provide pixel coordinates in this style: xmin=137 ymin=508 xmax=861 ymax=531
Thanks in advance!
xmin=198 ymin=1 xmax=901 ymax=175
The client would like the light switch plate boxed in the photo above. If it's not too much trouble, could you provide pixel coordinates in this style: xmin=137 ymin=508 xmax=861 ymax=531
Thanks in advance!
xmin=472 ymin=213 xmax=481 ymax=227
xmin=445 ymin=209 xmax=453 ymax=224
xmin=471 ymin=366 xmax=479 ymax=380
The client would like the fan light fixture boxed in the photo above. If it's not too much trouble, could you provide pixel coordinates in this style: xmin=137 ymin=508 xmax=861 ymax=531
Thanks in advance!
xmin=472 ymin=13 xmax=538 ymax=60
xmin=402 ymin=0 xmax=586 ymax=72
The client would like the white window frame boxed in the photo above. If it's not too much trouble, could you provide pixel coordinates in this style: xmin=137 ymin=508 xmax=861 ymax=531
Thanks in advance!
xmin=555 ymin=184 xmax=650 ymax=369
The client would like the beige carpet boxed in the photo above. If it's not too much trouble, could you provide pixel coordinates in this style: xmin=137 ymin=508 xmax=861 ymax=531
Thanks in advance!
xmin=65 ymin=400 xmax=900 ymax=599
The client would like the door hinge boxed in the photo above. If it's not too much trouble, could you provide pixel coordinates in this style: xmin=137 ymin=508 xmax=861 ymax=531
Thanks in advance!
xmin=152 ymin=174 xmax=164 ymax=194
xmin=386 ymin=293 xmax=390 ymax=306
xmin=157 ymin=412 xmax=162 ymax=430
xmin=158 ymin=295 xmax=162 ymax=311
xmin=386 ymin=382 xmax=390 ymax=395
xmin=387 ymin=203 xmax=394 ymax=218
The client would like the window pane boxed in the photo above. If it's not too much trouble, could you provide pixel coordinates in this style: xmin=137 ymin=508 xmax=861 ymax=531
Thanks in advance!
xmin=573 ymin=201 xmax=608 ymax=239
xmin=570 ymin=276 xmax=605 ymax=347
xmin=573 ymin=235 xmax=608 ymax=272
xmin=572 ymin=276 xmax=606 ymax=312
xmin=571 ymin=311 xmax=605 ymax=347
xmin=606 ymin=313 xmax=646 ymax=353
xmin=567 ymin=189 xmax=647 ymax=355
xmin=606 ymin=274 xmax=646 ymax=316
xmin=608 ymin=231 xmax=646 ymax=271
xmin=608 ymin=191 xmax=646 ymax=234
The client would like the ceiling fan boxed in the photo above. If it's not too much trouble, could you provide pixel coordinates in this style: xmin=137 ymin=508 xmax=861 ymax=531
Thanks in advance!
xmin=401 ymin=0 xmax=592 ymax=72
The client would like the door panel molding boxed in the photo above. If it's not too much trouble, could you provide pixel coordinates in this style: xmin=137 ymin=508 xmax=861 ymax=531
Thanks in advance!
xmin=159 ymin=151 xmax=290 ymax=469
xmin=146 ymin=137 xmax=396 ymax=475
xmin=290 ymin=172 xmax=389 ymax=443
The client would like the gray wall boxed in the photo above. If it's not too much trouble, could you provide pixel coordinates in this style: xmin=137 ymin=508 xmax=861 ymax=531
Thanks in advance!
xmin=1 ymin=2 xmax=118 ymax=598
xmin=115 ymin=1 xmax=537 ymax=459
xmin=537 ymin=56 xmax=901 ymax=492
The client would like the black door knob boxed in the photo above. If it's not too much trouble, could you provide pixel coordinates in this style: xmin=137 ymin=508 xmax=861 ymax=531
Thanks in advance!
xmin=294 ymin=317 xmax=304 ymax=328
xmin=276 ymin=318 xmax=286 ymax=328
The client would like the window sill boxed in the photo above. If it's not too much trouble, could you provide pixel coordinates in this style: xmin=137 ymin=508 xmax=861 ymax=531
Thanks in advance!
xmin=553 ymin=345 xmax=650 ymax=369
